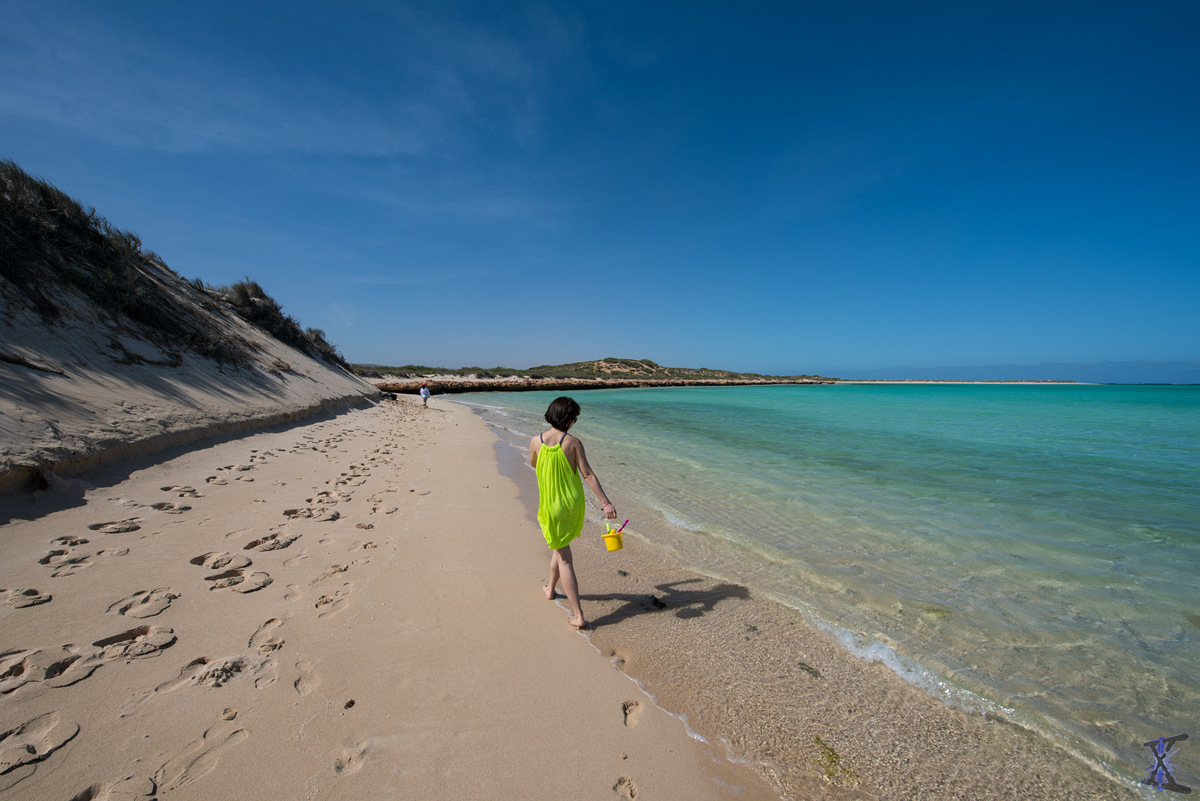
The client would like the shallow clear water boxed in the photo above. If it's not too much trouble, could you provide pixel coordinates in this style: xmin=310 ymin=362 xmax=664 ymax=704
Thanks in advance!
xmin=457 ymin=383 xmax=1200 ymax=783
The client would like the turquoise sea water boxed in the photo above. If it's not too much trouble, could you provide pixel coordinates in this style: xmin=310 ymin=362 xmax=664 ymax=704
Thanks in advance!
xmin=458 ymin=384 xmax=1200 ymax=786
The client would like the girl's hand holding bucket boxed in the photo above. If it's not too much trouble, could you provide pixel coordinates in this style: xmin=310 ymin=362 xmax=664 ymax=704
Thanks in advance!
xmin=603 ymin=519 xmax=628 ymax=551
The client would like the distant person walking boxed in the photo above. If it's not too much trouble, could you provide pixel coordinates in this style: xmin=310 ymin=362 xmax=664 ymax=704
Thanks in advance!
xmin=529 ymin=396 xmax=617 ymax=629
xmin=419 ymin=382 xmax=430 ymax=407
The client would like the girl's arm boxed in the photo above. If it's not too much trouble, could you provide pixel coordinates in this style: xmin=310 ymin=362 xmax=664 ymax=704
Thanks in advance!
xmin=574 ymin=440 xmax=617 ymax=518
xmin=529 ymin=436 xmax=540 ymax=468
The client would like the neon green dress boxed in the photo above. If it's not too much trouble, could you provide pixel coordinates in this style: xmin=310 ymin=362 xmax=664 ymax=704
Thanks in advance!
xmin=535 ymin=434 xmax=585 ymax=550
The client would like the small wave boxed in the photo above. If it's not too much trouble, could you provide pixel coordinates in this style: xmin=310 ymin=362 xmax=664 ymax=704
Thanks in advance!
xmin=807 ymin=617 xmax=1131 ymax=786
xmin=819 ymin=622 xmax=991 ymax=709
xmin=648 ymin=500 xmax=704 ymax=532
xmin=450 ymin=399 xmax=511 ymax=413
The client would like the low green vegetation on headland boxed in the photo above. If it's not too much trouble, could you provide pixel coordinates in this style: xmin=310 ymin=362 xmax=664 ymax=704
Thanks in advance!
xmin=0 ymin=159 xmax=347 ymax=369
xmin=353 ymin=358 xmax=832 ymax=383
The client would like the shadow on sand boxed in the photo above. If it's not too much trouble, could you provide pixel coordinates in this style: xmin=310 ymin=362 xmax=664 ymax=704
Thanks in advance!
xmin=581 ymin=577 xmax=750 ymax=629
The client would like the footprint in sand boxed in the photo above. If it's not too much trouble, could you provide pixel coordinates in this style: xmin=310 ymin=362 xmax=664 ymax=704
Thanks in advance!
xmin=283 ymin=507 xmax=340 ymax=522
xmin=0 ymin=649 xmax=45 ymax=694
xmin=0 ymin=645 xmax=103 ymax=694
xmin=310 ymin=565 xmax=349 ymax=586
xmin=157 ymin=656 xmax=248 ymax=691
xmin=87 ymin=519 xmax=141 ymax=533
xmin=309 ymin=490 xmax=351 ymax=505
xmin=354 ymin=522 xmax=375 ymax=530
xmin=249 ymin=618 xmax=285 ymax=654
xmin=244 ymin=530 xmax=300 ymax=552
xmin=334 ymin=742 xmax=368 ymax=775
xmin=152 ymin=718 xmax=248 ymax=793
xmin=352 ymin=541 xmax=378 ymax=551
xmin=190 ymin=552 xmax=252 ymax=571
xmin=93 ymin=625 xmax=176 ymax=660
xmin=96 ymin=547 xmax=129 ymax=558
xmin=106 ymin=588 xmax=179 ymax=618
xmin=155 ymin=654 xmax=278 ymax=693
xmin=61 ymin=776 xmax=155 ymax=801
xmin=150 ymin=502 xmax=191 ymax=515
xmin=39 ymin=549 xmax=72 ymax=567
xmin=50 ymin=536 xmax=88 ymax=547
xmin=254 ymin=657 xmax=279 ymax=689
xmin=204 ymin=569 xmax=273 ymax=593
xmin=284 ymin=585 xmax=303 ymax=603
xmin=1 ymin=588 xmax=51 ymax=608
xmin=294 ymin=660 xmax=319 ymax=696
xmin=205 ymin=476 xmax=227 ymax=485
xmin=40 ymin=549 xmax=93 ymax=578
xmin=622 ymin=700 xmax=641 ymax=728
xmin=0 ymin=712 xmax=80 ymax=791
xmin=315 ymin=585 xmax=351 ymax=618
xmin=613 ymin=776 xmax=639 ymax=799
xmin=160 ymin=485 xmax=203 ymax=498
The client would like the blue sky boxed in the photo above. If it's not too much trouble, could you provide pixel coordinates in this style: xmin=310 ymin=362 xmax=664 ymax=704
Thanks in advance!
xmin=3 ymin=1 xmax=1197 ymax=381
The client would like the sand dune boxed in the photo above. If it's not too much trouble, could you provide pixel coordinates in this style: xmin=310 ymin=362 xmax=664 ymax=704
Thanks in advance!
xmin=0 ymin=288 xmax=376 ymax=494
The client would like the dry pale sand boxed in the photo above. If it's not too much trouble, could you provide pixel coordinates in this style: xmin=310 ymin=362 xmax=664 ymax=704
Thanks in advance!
xmin=0 ymin=395 xmax=780 ymax=801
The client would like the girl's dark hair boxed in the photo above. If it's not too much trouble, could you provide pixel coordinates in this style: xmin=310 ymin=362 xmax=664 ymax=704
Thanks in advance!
xmin=545 ymin=396 xmax=581 ymax=431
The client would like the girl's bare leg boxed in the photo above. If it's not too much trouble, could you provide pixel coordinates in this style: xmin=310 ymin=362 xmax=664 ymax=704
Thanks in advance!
xmin=552 ymin=546 xmax=586 ymax=628
xmin=545 ymin=552 xmax=561 ymax=600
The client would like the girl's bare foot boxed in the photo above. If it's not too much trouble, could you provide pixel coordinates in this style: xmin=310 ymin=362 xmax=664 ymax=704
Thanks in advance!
xmin=544 ymin=585 xmax=557 ymax=600
xmin=567 ymin=615 xmax=587 ymax=629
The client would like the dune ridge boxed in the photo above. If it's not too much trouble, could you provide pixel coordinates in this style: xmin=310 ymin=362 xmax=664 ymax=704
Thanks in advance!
xmin=0 ymin=298 xmax=375 ymax=493
xmin=1 ymin=159 xmax=376 ymax=493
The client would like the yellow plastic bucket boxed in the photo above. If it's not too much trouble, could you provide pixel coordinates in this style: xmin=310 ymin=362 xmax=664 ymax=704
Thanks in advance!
xmin=603 ymin=521 xmax=623 ymax=551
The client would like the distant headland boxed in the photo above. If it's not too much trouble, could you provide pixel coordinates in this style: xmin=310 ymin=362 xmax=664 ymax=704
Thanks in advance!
xmin=356 ymin=359 xmax=837 ymax=394
xmin=353 ymin=360 xmax=1083 ymax=394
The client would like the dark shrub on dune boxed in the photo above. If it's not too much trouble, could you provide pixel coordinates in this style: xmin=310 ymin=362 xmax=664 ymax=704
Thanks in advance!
xmin=218 ymin=279 xmax=349 ymax=369
xmin=0 ymin=159 xmax=348 ymax=370
xmin=0 ymin=159 xmax=246 ymax=363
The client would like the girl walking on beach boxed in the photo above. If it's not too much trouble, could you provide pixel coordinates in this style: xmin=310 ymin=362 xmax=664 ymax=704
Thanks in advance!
xmin=529 ymin=396 xmax=617 ymax=629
